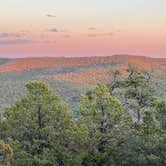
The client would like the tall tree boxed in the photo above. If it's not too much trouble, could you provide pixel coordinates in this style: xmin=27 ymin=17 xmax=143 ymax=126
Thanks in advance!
xmin=1 ymin=81 xmax=87 ymax=166
xmin=80 ymin=83 xmax=132 ymax=166
xmin=109 ymin=65 xmax=154 ymax=122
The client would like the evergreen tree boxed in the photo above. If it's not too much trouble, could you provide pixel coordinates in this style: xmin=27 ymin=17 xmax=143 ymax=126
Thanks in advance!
xmin=109 ymin=65 xmax=154 ymax=122
xmin=1 ymin=81 xmax=87 ymax=166
xmin=0 ymin=80 xmax=165 ymax=166
xmin=80 ymin=83 xmax=132 ymax=166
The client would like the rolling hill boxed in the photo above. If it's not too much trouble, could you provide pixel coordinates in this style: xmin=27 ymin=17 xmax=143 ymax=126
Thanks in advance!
xmin=0 ymin=55 xmax=165 ymax=115
xmin=0 ymin=55 xmax=165 ymax=73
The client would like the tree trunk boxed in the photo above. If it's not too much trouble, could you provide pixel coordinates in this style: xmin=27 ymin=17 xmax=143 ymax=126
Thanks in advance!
xmin=137 ymin=109 xmax=141 ymax=122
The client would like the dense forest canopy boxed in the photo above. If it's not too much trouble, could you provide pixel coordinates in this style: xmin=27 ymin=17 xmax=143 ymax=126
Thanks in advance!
xmin=0 ymin=67 xmax=166 ymax=166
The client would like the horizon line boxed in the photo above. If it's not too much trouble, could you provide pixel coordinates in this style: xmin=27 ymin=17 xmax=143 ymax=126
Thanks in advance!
xmin=0 ymin=54 xmax=166 ymax=59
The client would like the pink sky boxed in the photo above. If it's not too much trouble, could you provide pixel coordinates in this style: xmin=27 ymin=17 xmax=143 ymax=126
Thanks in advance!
xmin=0 ymin=0 xmax=166 ymax=58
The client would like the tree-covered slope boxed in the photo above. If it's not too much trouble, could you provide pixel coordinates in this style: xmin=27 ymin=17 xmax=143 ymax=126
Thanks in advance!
xmin=0 ymin=55 xmax=165 ymax=115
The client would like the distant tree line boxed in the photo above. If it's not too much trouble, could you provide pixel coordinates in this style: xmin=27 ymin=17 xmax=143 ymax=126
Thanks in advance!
xmin=0 ymin=66 xmax=166 ymax=166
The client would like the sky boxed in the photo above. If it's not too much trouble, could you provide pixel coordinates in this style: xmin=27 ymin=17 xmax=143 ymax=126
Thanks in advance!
xmin=0 ymin=0 xmax=166 ymax=58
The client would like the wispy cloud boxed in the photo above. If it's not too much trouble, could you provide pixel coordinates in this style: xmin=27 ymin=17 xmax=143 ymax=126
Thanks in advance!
xmin=46 ymin=14 xmax=56 ymax=18
xmin=47 ymin=27 xmax=69 ymax=33
xmin=48 ymin=28 xmax=58 ymax=32
xmin=0 ymin=32 xmax=26 ymax=38
xmin=0 ymin=39 xmax=32 ymax=45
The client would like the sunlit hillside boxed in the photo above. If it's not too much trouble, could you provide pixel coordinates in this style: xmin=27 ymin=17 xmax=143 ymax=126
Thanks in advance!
xmin=0 ymin=55 xmax=165 ymax=114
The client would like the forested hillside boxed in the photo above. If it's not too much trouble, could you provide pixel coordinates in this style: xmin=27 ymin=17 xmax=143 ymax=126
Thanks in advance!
xmin=0 ymin=55 xmax=166 ymax=165
xmin=0 ymin=55 xmax=165 ymax=115
xmin=0 ymin=67 xmax=165 ymax=165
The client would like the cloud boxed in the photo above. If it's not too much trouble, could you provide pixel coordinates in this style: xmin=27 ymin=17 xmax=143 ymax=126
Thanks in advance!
xmin=0 ymin=32 xmax=26 ymax=38
xmin=47 ymin=27 xmax=69 ymax=33
xmin=88 ymin=32 xmax=114 ymax=37
xmin=0 ymin=39 xmax=32 ymax=45
xmin=88 ymin=27 xmax=96 ymax=30
xmin=48 ymin=28 xmax=58 ymax=32
xmin=46 ymin=14 xmax=56 ymax=18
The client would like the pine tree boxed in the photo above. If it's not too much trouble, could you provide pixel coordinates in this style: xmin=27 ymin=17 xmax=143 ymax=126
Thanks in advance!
xmin=109 ymin=65 xmax=154 ymax=122
xmin=1 ymin=81 xmax=87 ymax=166
xmin=80 ymin=83 xmax=132 ymax=165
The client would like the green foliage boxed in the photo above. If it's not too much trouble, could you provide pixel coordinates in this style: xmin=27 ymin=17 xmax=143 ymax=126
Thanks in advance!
xmin=109 ymin=65 xmax=155 ymax=122
xmin=0 ymin=81 xmax=87 ymax=166
xmin=0 ymin=60 xmax=120 ymax=114
xmin=80 ymin=83 xmax=132 ymax=165
xmin=154 ymin=100 xmax=166 ymax=130
xmin=79 ymin=83 xmax=166 ymax=166
xmin=0 ymin=79 xmax=165 ymax=166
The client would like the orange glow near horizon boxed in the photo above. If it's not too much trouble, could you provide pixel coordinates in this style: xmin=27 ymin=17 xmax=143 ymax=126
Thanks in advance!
xmin=0 ymin=0 xmax=166 ymax=58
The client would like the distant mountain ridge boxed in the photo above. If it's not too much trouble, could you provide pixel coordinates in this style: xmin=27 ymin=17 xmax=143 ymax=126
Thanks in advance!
xmin=0 ymin=54 xmax=165 ymax=113
xmin=0 ymin=55 xmax=165 ymax=73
